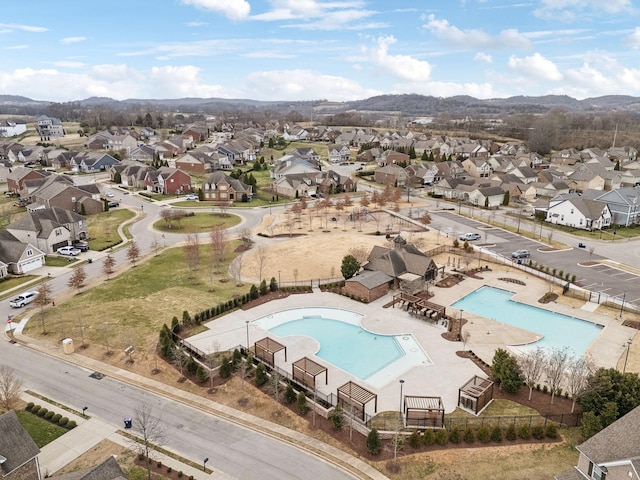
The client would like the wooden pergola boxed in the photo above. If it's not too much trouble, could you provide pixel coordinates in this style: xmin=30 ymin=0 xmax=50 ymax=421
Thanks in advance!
xmin=337 ymin=381 xmax=377 ymax=421
xmin=393 ymin=292 xmax=446 ymax=320
xmin=404 ymin=395 xmax=445 ymax=429
xmin=254 ymin=337 xmax=287 ymax=367
xmin=458 ymin=375 xmax=494 ymax=415
xmin=292 ymin=357 xmax=328 ymax=389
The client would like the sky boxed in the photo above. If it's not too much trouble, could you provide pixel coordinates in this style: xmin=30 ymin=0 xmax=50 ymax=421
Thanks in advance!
xmin=1 ymin=0 xmax=639 ymax=103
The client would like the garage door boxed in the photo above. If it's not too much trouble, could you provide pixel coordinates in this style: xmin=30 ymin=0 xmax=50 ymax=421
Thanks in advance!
xmin=21 ymin=257 xmax=43 ymax=273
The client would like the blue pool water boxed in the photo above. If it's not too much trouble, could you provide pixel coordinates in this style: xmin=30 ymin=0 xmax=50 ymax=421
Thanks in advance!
xmin=452 ymin=286 xmax=602 ymax=355
xmin=269 ymin=316 xmax=404 ymax=379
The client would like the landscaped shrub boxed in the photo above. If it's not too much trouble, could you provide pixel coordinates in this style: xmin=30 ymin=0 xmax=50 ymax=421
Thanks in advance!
xmin=330 ymin=405 xmax=344 ymax=430
xmin=531 ymin=423 xmax=545 ymax=440
xmin=297 ymin=392 xmax=309 ymax=415
xmin=38 ymin=408 xmax=48 ymax=417
xmin=67 ymin=420 xmax=77 ymax=429
xmin=490 ymin=425 xmax=503 ymax=442
xmin=408 ymin=430 xmax=422 ymax=449
xmin=26 ymin=402 xmax=34 ymax=411
xmin=423 ymin=429 xmax=435 ymax=446
xmin=44 ymin=411 xmax=54 ymax=420
xmin=518 ymin=424 xmax=531 ymax=439
xmin=178 ymin=471 xmax=183 ymax=478
xmin=463 ymin=426 xmax=475 ymax=444
xmin=506 ymin=423 xmax=517 ymax=441
xmin=232 ymin=349 xmax=242 ymax=369
xmin=196 ymin=365 xmax=207 ymax=383
xmin=59 ymin=417 xmax=69 ymax=427
xmin=31 ymin=405 xmax=41 ymax=415
xmin=542 ymin=385 xmax=548 ymax=394
xmin=255 ymin=363 xmax=268 ymax=387
xmin=448 ymin=426 xmax=461 ymax=444
xmin=167 ymin=467 xmax=172 ymax=473
xmin=365 ymin=428 xmax=381 ymax=455
xmin=52 ymin=413 xmax=62 ymax=423
xmin=219 ymin=356 xmax=232 ymax=379
xmin=434 ymin=429 xmax=448 ymax=446
xmin=284 ymin=384 xmax=296 ymax=404
xmin=545 ymin=423 xmax=558 ymax=439
xmin=476 ymin=426 xmax=491 ymax=443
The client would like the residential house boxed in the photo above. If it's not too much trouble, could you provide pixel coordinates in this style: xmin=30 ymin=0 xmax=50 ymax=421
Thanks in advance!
xmin=0 ymin=230 xmax=46 ymax=273
xmin=29 ymin=178 xmax=104 ymax=215
xmin=271 ymin=174 xmax=316 ymax=198
xmin=594 ymin=187 xmax=640 ymax=226
xmin=145 ymin=167 xmax=192 ymax=195
xmin=182 ymin=124 xmax=209 ymax=143
xmin=430 ymin=177 xmax=475 ymax=200
xmin=380 ymin=150 xmax=410 ymax=167
xmin=555 ymin=404 xmax=640 ymax=480
xmin=468 ymin=186 xmax=505 ymax=208
xmin=436 ymin=160 xmax=465 ymax=179
xmin=70 ymin=152 xmax=120 ymax=173
xmin=568 ymin=169 xmax=606 ymax=193
xmin=6 ymin=167 xmax=49 ymax=194
xmin=405 ymin=163 xmax=440 ymax=186
xmin=0 ymin=260 xmax=8 ymax=279
xmin=356 ymin=148 xmax=382 ymax=164
xmin=327 ymin=145 xmax=351 ymax=164
xmin=608 ymin=146 xmax=638 ymax=166
xmin=271 ymin=156 xmax=319 ymax=180
xmin=316 ymin=170 xmax=357 ymax=195
xmin=37 ymin=115 xmax=64 ymax=138
xmin=550 ymin=148 xmax=582 ymax=166
xmin=0 ymin=160 xmax=11 ymax=184
xmin=110 ymin=162 xmax=155 ymax=189
xmin=0 ymin=121 xmax=27 ymax=137
xmin=0 ymin=410 xmax=42 ymax=480
xmin=51 ymin=455 xmax=125 ymax=480
xmin=282 ymin=126 xmax=309 ymax=141
xmin=202 ymin=171 xmax=252 ymax=203
xmin=174 ymin=151 xmax=214 ymax=174
xmin=343 ymin=270 xmax=393 ymax=303
xmin=507 ymin=166 xmax=538 ymax=184
xmin=6 ymin=207 xmax=87 ymax=253
xmin=462 ymin=158 xmax=492 ymax=178
xmin=374 ymin=164 xmax=407 ymax=187
xmin=127 ymin=144 xmax=157 ymax=163
xmin=546 ymin=197 xmax=611 ymax=230
xmin=288 ymin=148 xmax=321 ymax=163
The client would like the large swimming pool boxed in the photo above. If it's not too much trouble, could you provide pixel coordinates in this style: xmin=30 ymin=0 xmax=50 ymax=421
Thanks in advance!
xmin=254 ymin=307 xmax=432 ymax=386
xmin=452 ymin=286 xmax=602 ymax=355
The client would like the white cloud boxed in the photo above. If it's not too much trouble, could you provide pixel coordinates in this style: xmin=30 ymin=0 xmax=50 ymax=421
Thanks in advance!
xmin=508 ymin=53 xmax=563 ymax=81
xmin=364 ymin=35 xmax=432 ymax=82
xmin=0 ymin=23 xmax=47 ymax=33
xmin=60 ymin=36 xmax=87 ymax=45
xmin=534 ymin=0 xmax=632 ymax=19
xmin=242 ymin=69 xmax=381 ymax=101
xmin=623 ymin=27 xmax=640 ymax=49
xmin=423 ymin=15 xmax=531 ymax=49
xmin=181 ymin=0 xmax=250 ymax=20
xmin=474 ymin=52 xmax=492 ymax=63
xmin=560 ymin=61 xmax=640 ymax=98
xmin=5 ymin=45 xmax=28 ymax=50
xmin=47 ymin=60 xmax=86 ymax=68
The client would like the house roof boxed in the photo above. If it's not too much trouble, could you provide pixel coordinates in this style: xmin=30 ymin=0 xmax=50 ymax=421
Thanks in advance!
xmin=0 ymin=410 xmax=40 ymax=475
xmin=365 ymin=243 xmax=436 ymax=278
xmin=7 ymin=207 xmax=83 ymax=238
xmin=0 ymin=230 xmax=43 ymax=263
xmin=346 ymin=270 xmax=393 ymax=289
xmin=52 ymin=456 xmax=126 ymax=480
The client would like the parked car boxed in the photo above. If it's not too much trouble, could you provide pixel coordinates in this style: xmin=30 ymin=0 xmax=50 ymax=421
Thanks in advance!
xmin=73 ymin=242 xmax=90 ymax=252
xmin=511 ymin=249 xmax=530 ymax=259
xmin=57 ymin=246 xmax=81 ymax=256
xmin=108 ymin=201 xmax=119 ymax=208
xmin=459 ymin=233 xmax=481 ymax=241
xmin=184 ymin=194 xmax=199 ymax=201
xmin=106 ymin=192 xmax=115 ymax=198
xmin=9 ymin=291 xmax=38 ymax=308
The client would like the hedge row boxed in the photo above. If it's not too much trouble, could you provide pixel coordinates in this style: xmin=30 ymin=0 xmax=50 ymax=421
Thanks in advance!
xmin=25 ymin=402 xmax=77 ymax=429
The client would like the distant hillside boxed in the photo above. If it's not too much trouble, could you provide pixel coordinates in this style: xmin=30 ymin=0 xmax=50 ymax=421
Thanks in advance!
xmin=1 ymin=93 xmax=639 ymax=118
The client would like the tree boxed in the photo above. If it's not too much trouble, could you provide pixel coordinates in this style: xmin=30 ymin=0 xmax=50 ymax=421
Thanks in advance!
xmin=254 ymin=246 xmax=269 ymax=282
xmin=127 ymin=241 xmax=141 ymax=266
xmin=131 ymin=403 xmax=166 ymax=480
xmin=517 ymin=347 xmax=546 ymax=401
xmin=341 ymin=254 xmax=360 ymax=279
xmin=491 ymin=348 xmax=523 ymax=393
xmin=33 ymin=281 xmax=52 ymax=334
xmin=503 ymin=191 xmax=510 ymax=206
xmin=544 ymin=347 xmax=571 ymax=404
xmin=365 ymin=428 xmax=382 ymax=455
xmin=347 ymin=246 xmax=369 ymax=266
xmin=67 ymin=266 xmax=87 ymax=293
xmin=0 ymin=365 xmax=23 ymax=411
xmin=566 ymin=355 xmax=594 ymax=413
xmin=184 ymin=233 xmax=200 ymax=273
xmin=578 ymin=367 xmax=640 ymax=423
xmin=102 ymin=255 xmax=116 ymax=279
xmin=209 ymin=226 xmax=228 ymax=265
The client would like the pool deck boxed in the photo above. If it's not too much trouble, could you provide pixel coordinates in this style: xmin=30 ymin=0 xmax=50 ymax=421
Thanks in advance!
xmin=187 ymin=269 xmax=636 ymax=416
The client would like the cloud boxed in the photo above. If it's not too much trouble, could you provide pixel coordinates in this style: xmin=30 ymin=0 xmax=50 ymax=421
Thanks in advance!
xmin=181 ymin=0 xmax=250 ymax=20
xmin=185 ymin=21 xmax=208 ymax=27
xmin=60 ymin=36 xmax=87 ymax=45
xmin=47 ymin=60 xmax=86 ymax=68
xmin=508 ymin=53 xmax=563 ymax=81
xmin=423 ymin=15 xmax=531 ymax=49
xmin=0 ymin=23 xmax=47 ymax=33
xmin=363 ymin=35 xmax=432 ymax=82
xmin=474 ymin=52 xmax=492 ymax=63
xmin=252 ymin=1 xmax=381 ymax=30
xmin=623 ymin=27 xmax=640 ymax=49
xmin=534 ymin=0 xmax=632 ymax=19
xmin=242 ymin=69 xmax=381 ymax=101
xmin=5 ymin=45 xmax=28 ymax=50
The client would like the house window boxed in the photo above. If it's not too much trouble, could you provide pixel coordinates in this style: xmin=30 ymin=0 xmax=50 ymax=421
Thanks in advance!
xmin=26 ymin=249 xmax=33 ymax=256
xmin=592 ymin=465 xmax=607 ymax=480
xmin=571 ymin=209 xmax=574 ymax=214
xmin=220 ymin=193 xmax=227 ymax=199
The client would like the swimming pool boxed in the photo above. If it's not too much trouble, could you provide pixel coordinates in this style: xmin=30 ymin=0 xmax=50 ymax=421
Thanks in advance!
xmin=255 ymin=307 xmax=432 ymax=386
xmin=452 ymin=286 xmax=602 ymax=355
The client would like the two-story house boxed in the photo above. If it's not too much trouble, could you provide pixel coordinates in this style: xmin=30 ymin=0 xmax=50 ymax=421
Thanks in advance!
xmin=0 ymin=410 xmax=42 ymax=480
xmin=202 ymin=171 xmax=252 ymax=203
xmin=6 ymin=207 xmax=88 ymax=253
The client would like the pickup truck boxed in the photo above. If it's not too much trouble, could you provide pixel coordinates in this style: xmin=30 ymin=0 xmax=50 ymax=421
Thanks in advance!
xmin=9 ymin=291 xmax=38 ymax=308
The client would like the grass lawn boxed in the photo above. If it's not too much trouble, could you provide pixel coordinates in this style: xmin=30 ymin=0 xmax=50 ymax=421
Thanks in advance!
xmin=153 ymin=212 xmax=241 ymax=233
xmin=15 ymin=410 xmax=67 ymax=448
xmin=87 ymin=209 xmax=136 ymax=250
xmin=0 ymin=275 xmax=39 ymax=296
xmin=46 ymin=256 xmax=80 ymax=267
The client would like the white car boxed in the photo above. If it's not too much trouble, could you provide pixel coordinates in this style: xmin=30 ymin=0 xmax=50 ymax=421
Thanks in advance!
xmin=9 ymin=291 xmax=38 ymax=308
xmin=106 ymin=193 xmax=115 ymax=198
xmin=57 ymin=246 xmax=82 ymax=256
xmin=184 ymin=194 xmax=198 ymax=201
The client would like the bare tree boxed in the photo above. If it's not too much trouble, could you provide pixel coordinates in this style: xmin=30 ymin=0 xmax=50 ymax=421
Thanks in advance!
xmin=229 ymin=250 xmax=245 ymax=287
xmin=33 ymin=282 xmax=52 ymax=334
xmin=209 ymin=226 xmax=228 ymax=267
xmin=420 ymin=211 xmax=432 ymax=229
xmin=127 ymin=241 xmax=141 ymax=266
xmin=102 ymin=255 xmax=116 ymax=279
xmin=518 ymin=347 xmax=547 ymax=401
xmin=184 ymin=233 xmax=200 ymax=273
xmin=131 ymin=403 xmax=166 ymax=480
xmin=0 ymin=365 xmax=23 ymax=411
xmin=159 ymin=209 xmax=174 ymax=229
xmin=544 ymin=347 xmax=571 ymax=404
xmin=150 ymin=235 xmax=161 ymax=256
xmin=67 ymin=266 xmax=87 ymax=294
xmin=348 ymin=246 xmax=369 ymax=265
xmin=254 ymin=246 xmax=269 ymax=282
xmin=566 ymin=355 xmax=594 ymax=413
xmin=588 ymin=245 xmax=595 ymax=261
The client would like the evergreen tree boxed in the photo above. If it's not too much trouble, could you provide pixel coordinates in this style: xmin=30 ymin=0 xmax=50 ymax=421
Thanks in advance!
xmin=365 ymin=428 xmax=382 ymax=455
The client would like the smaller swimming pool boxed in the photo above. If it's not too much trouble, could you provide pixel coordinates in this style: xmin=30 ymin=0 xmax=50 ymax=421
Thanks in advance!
xmin=452 ymin=286 xmax=602 ymax=355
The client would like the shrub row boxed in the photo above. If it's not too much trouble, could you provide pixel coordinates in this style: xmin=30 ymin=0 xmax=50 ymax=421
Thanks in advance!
xmin=25 ymin=402 xmax=77 ymax=429
xmin=528 ymin=261 xmax=577 ymax=284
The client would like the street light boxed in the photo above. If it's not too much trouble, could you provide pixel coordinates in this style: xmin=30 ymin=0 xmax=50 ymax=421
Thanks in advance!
xmin=245 ymin=320 xmax=250 ymax=351
xmin=278 ymin=270 xmax=281 ymax=290
xmin=269 ymin=200 xmax=272 ymax=215
xmin=203 ymin=457 xmax=208 ymax=472
xmin=399 ymin=379 xmax=405 ymax=424
xmin=459 ymin=309 xmax=464 ymax=341
xmin=623 ymin=338 xmax=632 ymax=373
xmin=620 ymin=291 xmax=627 ymax=318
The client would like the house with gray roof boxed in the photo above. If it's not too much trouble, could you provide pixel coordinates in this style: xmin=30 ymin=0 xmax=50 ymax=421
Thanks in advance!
xmin=202 ymin=171 xmax=252 ymax=203
xmin=343 ymin=270 xmax=393 ymax=303
xmin=6 ymin=207 xmax=87 ymax=253
xmin=546 ymin=197 xmax=611 ymax=230
xmin=594 ymin=187 xmax=640 ymax=226
xmin=0 ymin=410 xmax=41 ymax=480
xmin=51 ymin=455 xmax=125 ymax=480
xmin=0 ymin=230 xmax=46 ymax=273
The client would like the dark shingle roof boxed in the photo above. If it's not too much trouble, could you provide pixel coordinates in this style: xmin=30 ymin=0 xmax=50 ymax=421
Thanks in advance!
xmin=52 ymin=456 xmax=125 ymax=480
xmin=0 ymin=410 xmax=40 ymax=475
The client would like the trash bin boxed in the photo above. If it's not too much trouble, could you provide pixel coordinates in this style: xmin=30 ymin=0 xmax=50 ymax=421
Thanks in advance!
xmin=124 ymin=418 xmax=132 ymax=429
xmin=88 ymin=258 xmax=93 ymax=264
xmin=62 ymin=338 xmax=74 ymax=354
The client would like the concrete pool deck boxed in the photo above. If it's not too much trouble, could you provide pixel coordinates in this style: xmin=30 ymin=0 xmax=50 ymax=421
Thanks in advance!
xmin=187 ymin=269 xmax=636 ymax=416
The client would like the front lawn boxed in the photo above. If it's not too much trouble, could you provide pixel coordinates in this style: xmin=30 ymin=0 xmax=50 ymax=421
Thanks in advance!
xmin=15 ymin=410 xmax=67 ymax=448
xmin=87 ymin=209 xmax=136 ymax=250
xmin=153 ymin=212 xmax=241 ymax=233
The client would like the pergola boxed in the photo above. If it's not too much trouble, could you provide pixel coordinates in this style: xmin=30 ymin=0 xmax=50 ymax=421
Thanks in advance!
xmin=337 ymin=381 xmax=377 ymax=421
xmin=393 ymin=292 xmax=446 ymax=320
xmin=292 ymin=357 xmax=328 ymax=389
xmin=458 ymin=375 xmax=494 ymax=415
xmin=254 ymin=337 xmax=287 ymax=367
xmin=403 ymin=395 xmax=445 ymax=429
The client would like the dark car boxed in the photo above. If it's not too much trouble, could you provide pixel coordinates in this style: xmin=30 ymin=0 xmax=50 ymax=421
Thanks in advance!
xmin=74 ymin=242 xmax=90 ymax=252
xmin=108 ymin=201 xmax=120 ymax=208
